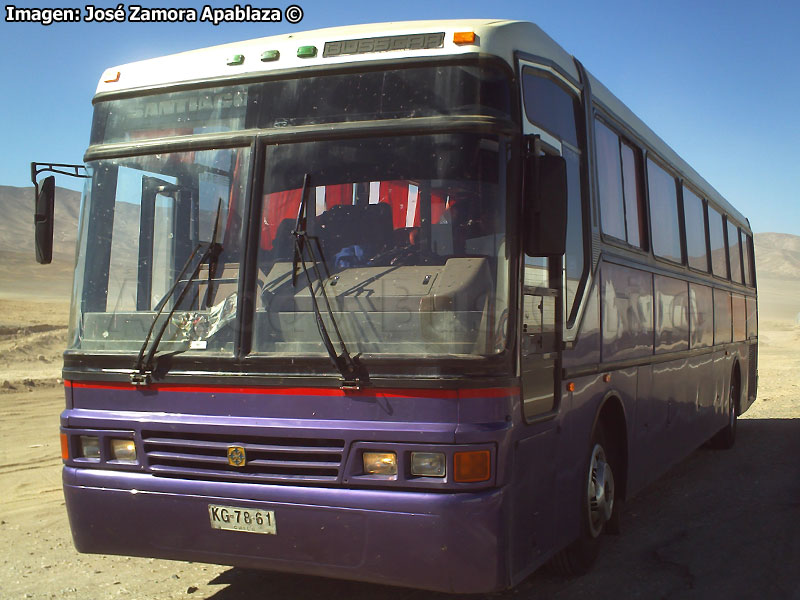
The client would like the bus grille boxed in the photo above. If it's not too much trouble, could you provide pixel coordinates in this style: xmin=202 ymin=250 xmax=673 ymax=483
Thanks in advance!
xmin=141 ymin=430 xmax=345 ymax=484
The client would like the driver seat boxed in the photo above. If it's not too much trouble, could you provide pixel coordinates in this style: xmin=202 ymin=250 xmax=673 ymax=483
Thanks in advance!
xmin=314 ymin=203 xmax=392 ymax=264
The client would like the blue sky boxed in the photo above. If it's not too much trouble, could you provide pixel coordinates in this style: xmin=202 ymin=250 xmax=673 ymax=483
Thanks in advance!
xmin=1 ymin=0 xmax=798 ymax=234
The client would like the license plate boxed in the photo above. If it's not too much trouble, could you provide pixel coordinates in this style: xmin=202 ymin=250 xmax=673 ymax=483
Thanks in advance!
xmin=208 ymin=504 xmax=277 ymax=535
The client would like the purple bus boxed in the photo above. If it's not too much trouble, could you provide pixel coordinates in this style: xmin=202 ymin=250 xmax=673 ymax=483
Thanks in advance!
xmin=32 ymin=20 xmax=757 ymax=593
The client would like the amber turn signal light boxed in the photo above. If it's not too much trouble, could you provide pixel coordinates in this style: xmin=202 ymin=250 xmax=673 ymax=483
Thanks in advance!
xmin=453 ymin=450 xmax=491 ymax=482
xmin=60 ymin=433 xmax=69 ymax=460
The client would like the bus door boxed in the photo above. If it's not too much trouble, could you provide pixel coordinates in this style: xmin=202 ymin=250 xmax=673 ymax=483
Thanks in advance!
xmin=517 ymin=59 xmax=583 ymax=421
xmin=521 ymin=259 xmax=560 ymax=420
xmin=512 ymin=254 xmax=562 ymax=567
xmin=512 ymin=60 xmax=586 ymax=563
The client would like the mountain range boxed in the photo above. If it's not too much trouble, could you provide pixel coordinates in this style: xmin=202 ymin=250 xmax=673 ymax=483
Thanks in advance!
xmin=1 ymin=184 xmax=798 ymax=305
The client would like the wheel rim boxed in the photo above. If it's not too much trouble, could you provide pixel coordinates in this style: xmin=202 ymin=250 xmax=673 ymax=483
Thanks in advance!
xmin=587 ymin=443 xmax=615 ymax=538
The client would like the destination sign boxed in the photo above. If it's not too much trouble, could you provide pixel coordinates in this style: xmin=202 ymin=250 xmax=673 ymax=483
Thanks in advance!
xmin=323 ymin=33 xmax=445 ymax=58
xmin=92 ymin=86 xmax=251 ymax=144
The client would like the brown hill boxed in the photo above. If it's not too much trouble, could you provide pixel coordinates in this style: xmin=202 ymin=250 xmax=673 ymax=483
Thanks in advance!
xmin=0 ymin=185 xmax=81 ymax=256
xmin=0 ymin=185 xmax=81 ymax=299
xmin=753 ymin=232 xmax=800 ymax=279
xmin=1 ymin=184 xmax=798 ymax=313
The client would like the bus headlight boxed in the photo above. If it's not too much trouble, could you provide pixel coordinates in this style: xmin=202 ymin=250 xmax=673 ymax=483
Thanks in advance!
xmin=79 ymin=435 xmax=101 ymax=460
xmin=410 ymin=452 xmax=446 ymax=477
xmin=363 ymin=451 xmax=397 ymax=475
xmin=111 ymin=439 xmax=137 ymax=463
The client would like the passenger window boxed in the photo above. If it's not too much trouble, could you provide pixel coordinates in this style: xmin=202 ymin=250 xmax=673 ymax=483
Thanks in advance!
xmin=595 ymin=119 xmax=645 ymax=248
xmin=742 ymin=232 xmax=754 ymax=287
xmin=707 ymin=206 xmax=727 ymax=278
xmin=727 ymin=220 xmax=743 ymax=284
xmin=683 ymin=186 xmax=708 ymax=271
xmin=621 ymin=143 xmax=645 ymax=247
xmin=596 ymin=120 xmax=624 ymax=240
xmin=647 ymin=159 xmax=681 ymax=263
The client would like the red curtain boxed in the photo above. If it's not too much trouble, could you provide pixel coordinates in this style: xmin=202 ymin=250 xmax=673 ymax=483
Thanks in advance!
xmin=260 ymin=189 xmax=302 ymax=250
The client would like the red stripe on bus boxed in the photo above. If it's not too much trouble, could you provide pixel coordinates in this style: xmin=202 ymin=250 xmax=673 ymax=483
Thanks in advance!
xmin=64 ymin=379 xmax=519 ymax=399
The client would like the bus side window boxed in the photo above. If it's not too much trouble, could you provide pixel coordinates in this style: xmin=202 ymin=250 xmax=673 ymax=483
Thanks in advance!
xmin=595 ymin=119 xmax=645 ymax=249
xmin=683 ymin=186 xmax=709 ymax=272
xmin=727 ymin=219 xmax=743 ymax=284
xmin=708 ymin=205 xmax=727 ymax=278
xmin=741 ymin=231 xmax=754 ymax=287
xmin=647 ymin=158 xmax=682 ymax=264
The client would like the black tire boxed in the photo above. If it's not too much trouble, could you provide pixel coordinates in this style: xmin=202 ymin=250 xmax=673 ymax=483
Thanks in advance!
xmin=709 ymin=367 xmax=739 ymax=450
xmin=548 ymin=424 xmax=618 ymax=576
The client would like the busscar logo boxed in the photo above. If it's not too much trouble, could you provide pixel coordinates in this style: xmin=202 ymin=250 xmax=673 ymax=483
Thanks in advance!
xmin=227 ymin=445 xmax=247 ymax=467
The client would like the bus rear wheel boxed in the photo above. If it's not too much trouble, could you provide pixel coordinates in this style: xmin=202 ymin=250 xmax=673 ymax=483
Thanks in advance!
xmin=548 ymin=424 xmax=617 ymax=576
xmin=709 ymin=367 xmax=739 ymax=450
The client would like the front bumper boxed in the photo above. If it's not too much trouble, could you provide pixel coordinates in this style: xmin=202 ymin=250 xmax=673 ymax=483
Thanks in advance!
xmin=63 ymin=466 xmax=509 ymax=593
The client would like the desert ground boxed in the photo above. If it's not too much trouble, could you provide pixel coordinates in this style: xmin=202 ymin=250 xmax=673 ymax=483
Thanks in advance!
xmin=1 ymin=244 xmax=799 ymax=598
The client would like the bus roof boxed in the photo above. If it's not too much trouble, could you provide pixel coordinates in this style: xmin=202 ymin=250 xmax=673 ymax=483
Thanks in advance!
xmin=94 ymin=19 xmax=568 ymax=95
xmin=94 ymin=18 xmax=748 ymax=229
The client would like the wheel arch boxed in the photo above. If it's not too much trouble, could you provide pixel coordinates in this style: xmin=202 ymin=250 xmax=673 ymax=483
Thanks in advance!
xmin=591 ymin=392 xmax=629 ymax=502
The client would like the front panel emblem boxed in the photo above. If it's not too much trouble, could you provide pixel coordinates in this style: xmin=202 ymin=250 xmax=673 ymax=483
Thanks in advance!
xmin=227 ymin=445 xmax=246 ymax=467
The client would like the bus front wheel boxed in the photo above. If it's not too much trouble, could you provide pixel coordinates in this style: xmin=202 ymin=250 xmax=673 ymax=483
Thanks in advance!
xmin=548 ymin=424 xmax=618 ymax=576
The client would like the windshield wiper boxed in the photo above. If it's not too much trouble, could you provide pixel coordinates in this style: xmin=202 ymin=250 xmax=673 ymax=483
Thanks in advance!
xmin=292 ymin=173 xmax=369 ymax=389
xmin=131 ymin=200 xmax=224 ymax=386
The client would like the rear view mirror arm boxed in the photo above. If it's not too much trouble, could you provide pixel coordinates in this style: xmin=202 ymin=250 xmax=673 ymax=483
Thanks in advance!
xmin=30 ymin=161 xmax=90 ymax=198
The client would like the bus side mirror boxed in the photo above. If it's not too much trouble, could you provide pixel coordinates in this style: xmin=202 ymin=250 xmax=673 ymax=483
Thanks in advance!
xmin=34 ymin=176 xmax=55 ymax=264
xmin=524 ymin=154 xmax=567 ymax=257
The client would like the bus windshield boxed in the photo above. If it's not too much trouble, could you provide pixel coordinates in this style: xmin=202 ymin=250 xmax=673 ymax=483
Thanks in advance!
xmin=255 ymin=132 xmax=510 ymax=357
xmin=68 ymin=133 xmax=511 ymax=360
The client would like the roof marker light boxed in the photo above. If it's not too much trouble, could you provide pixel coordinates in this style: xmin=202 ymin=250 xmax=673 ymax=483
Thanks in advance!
xmin=297 ymin=45 xmax=317 ymax=58
xmin=261 ymin=50 xmax=280 ymax=62
xmin=227 ymin=54 xmax=245 ymax=66
xmin=453 ymin=31 xmax=477 ymax=45
xmin=104 ymin=71 xmax=121 ymax=83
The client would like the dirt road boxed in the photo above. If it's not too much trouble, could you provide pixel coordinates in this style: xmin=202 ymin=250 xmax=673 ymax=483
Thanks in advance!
xmin=1 ymin=300 xmax=799 ymax=599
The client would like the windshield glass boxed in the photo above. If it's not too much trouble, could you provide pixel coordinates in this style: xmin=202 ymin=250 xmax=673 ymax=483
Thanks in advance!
xmin=68 ymin=147 xmax=250 ymax=354
xmin=255 ymin=132 xmax=510 ymax=357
